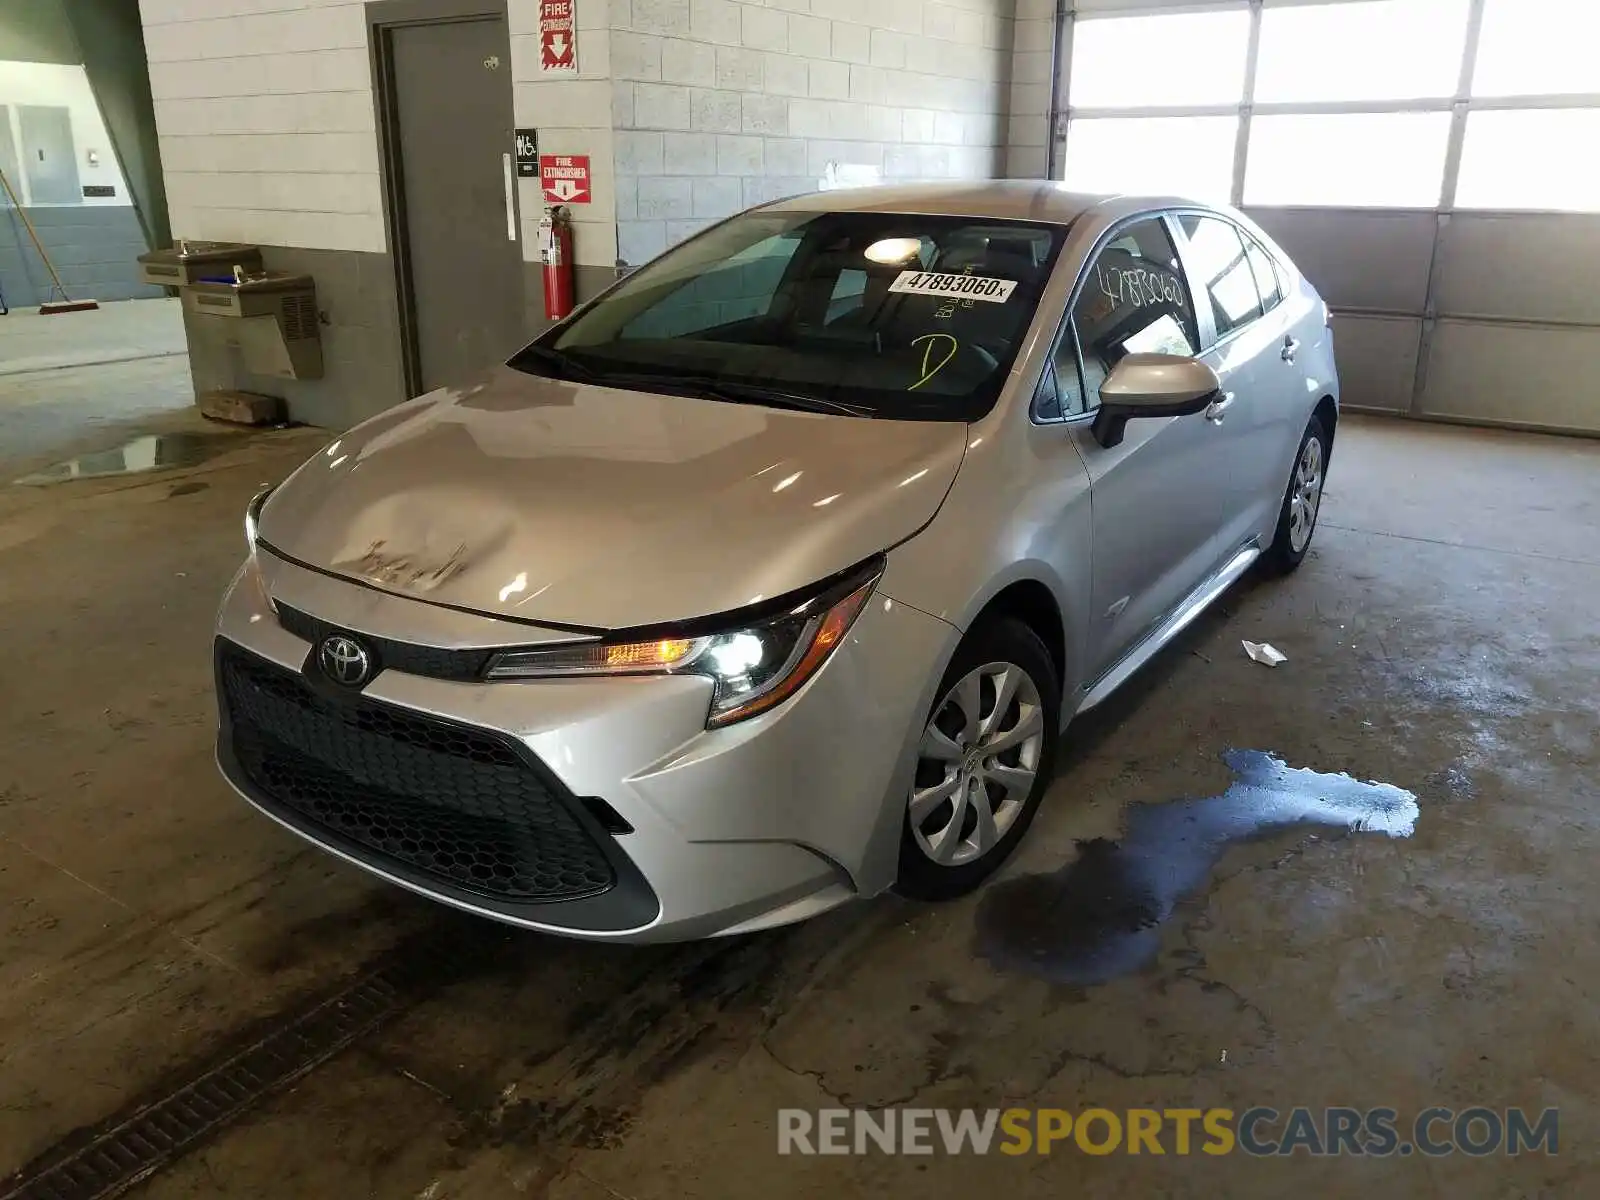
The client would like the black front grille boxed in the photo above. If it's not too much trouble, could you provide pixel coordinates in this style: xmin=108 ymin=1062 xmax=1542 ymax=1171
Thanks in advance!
xmin=219 ymin=643 xmax=615 ymax=902
xmin=274 ymin=602 xmax=494 ymax=682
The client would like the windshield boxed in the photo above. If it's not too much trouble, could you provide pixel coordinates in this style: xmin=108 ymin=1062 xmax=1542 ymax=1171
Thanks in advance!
xmin=510 ymin=209 xmax=1067 ymax=421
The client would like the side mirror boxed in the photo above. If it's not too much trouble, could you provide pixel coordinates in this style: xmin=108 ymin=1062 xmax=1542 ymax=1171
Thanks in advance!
xmin=1091 ymin=353 xmax=1223 ymax=449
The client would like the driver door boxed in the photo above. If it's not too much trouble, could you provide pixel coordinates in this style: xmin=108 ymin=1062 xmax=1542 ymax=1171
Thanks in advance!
xmin=1059 ymin=215 xmax=1232 ymax=678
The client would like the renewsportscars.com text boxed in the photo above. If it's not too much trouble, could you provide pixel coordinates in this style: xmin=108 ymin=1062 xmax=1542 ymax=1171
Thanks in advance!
xmin=777 ymin=1106 xmax=1559 ymax=1158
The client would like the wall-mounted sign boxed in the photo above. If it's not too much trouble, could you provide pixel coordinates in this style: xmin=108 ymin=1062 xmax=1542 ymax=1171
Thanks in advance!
xmin=515 ymin=129 xmax=539 ymax=178
xmin=82 ymin=185 xmax=117 ymax=198
xmin=539 ymin=0 xmax=577 ymax=73
xmin=540 ymin=154 xmax=591 ymax=204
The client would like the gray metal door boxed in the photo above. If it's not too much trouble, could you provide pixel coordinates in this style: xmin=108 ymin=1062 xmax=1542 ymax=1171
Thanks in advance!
xmin=387 ymin=15 xmax=522 ymax=393
xmin=19 ymin=106 xmax=82 ymax=205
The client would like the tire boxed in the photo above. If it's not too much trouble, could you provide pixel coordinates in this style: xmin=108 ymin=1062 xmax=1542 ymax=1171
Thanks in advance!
xmin=1261 ymin=414 xmax=1329 ymax=575
xmin=896 ymin=617 xmax=1061 ymax=901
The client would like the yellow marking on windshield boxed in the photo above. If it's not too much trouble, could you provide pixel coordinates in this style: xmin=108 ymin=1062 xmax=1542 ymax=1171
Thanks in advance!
xmin=910 ymin=333 xmax=959 ymax=391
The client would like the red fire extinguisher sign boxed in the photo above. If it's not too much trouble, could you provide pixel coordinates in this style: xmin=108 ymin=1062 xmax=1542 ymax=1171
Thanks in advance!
xmin=539 ymin=154 xmax=591 ymax=205
xmin=539 ymin=0 xmax=577 ymax=72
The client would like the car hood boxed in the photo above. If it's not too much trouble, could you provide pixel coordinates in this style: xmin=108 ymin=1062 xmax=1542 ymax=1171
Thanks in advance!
xmin=257 ymin=366 xmax=968 ymax=631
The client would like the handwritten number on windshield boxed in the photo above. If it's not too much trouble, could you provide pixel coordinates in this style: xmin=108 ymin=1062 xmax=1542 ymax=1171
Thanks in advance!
xmin=910 ymin=334 xmax=959 ymax=391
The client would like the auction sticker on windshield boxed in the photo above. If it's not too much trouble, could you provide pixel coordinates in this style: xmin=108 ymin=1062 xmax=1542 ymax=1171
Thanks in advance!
xmin=890 ymin=271 xmax=1018 ymax=304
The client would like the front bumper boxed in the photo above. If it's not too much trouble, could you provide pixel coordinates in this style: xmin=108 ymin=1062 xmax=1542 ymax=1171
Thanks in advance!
xmin=214 ymin=551 xmax=959 ymax=943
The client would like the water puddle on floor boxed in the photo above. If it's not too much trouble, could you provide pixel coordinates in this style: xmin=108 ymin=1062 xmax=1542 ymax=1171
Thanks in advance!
xmin=12 ymin=432 xmax=237 ymax=486
xmin=974 ymin=750 xmax=1418 ymax=986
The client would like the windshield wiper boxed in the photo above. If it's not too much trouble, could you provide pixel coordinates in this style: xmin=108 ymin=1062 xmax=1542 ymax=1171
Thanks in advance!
xmin=508 ymin=344 xmax=596 ymax=381
xmin=600 ymin=372 xmax=872 ymax=417
xmin=512 ymin=351 xmax=871 ymax=416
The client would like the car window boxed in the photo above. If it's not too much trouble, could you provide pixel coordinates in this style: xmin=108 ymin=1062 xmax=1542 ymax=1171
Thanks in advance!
xmin=1176 ymin=214 xmax=1263 ymax=341
xmin=520 ymin=212 xmax=1067 ymax=422
xmin=1035 ymin=323 xmax=1086 ymax=421
xmin=1070 ymin=216 xmax=1199 ymax=407
xmin=1243 ymin=234 xmax=1284 ymax=315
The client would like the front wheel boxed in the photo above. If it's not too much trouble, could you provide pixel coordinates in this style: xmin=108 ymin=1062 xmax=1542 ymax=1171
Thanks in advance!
xmin=1261 ymin=414 xmax=1329 ymax=575
xmin=896 ymin=617 xmax=1060 ymax=901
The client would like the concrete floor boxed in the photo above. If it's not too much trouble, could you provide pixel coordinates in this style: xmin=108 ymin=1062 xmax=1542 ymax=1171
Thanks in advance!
xmin=0 ymin=299 xmax=192 ymax=473
xmin=0 ymin=413 xmax=1596 ymax=1198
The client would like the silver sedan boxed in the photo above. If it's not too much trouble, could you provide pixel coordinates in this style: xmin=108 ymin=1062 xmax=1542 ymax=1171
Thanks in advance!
xmin=214 ymin=183 xmax=1338 ymax=941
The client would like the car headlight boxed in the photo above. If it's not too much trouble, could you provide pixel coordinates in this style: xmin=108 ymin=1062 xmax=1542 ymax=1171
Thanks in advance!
xmin=485 ymin=559 xmax=882 ymax=727
xmin=244 ymin=486 xmax=275 ymax=551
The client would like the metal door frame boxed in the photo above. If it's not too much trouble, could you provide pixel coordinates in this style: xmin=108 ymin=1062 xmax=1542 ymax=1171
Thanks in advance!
xmin=366 ymin=0 xmax=514 ymax=399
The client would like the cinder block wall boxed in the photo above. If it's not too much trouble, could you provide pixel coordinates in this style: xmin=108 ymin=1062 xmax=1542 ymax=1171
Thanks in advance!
xmin=606 ymin=0 xmax=1019 ymax=266
xmin=141 ymin=0 xmax=397 ymax=425
xmin=1007 ymin=0 xmax=1054 ymax=178
xmin=509 ymin=0 xmax=621 ymax=320
xmin=144 ymin=1 xmax=387 ymax=255
xmin=136 ymin=0 xmax=1059 ymax=425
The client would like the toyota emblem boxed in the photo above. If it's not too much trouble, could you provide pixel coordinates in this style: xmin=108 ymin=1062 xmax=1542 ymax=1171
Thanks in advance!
xmin=318 ymin=635 xmax=371 ymax=687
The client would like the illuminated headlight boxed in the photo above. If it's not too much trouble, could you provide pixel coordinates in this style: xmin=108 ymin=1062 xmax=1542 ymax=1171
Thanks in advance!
xmin=244 ymin=486 xmax=274 ymax=552
xmin=486 ymin=561 xmax=882 ymax=727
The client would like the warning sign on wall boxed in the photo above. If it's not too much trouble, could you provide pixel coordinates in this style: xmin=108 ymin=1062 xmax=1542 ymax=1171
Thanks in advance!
xmin=540 ymin=154 xmax=591 ymax=204
xmin=539 ymin=0 xmax=577 ymax=73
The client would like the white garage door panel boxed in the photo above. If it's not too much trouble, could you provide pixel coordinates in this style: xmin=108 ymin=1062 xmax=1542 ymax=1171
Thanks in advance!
xmin=1434 ymin=214 xmax=1600 ymax=326
xmin=1331 ymin=315 xmax=1422 ymax=413
xmin=1244 ymin=207 xmax=1436 ymax=314
xmin=1420 ymin=321 xmax=1600 ymax=433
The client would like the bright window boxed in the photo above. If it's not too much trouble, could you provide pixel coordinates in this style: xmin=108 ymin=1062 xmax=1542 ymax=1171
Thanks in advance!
xmin=1068 ymin=10 xmax=1252 ymax=109
xmin=1254 ymin=0 xmax=1470 ymax=103
xmin=1456 ymin=109 xmax=1600 ymax=211
xmin=1176 ymin=215 xmax=1262 ymax=340
xmin=1472 ymin=0 xmax=1600 ymax=97
xmin=1244 ymin=112 xmax=1452 ymax=207
xmin=1063 ymin=116 xmax=1238 ymax=203
xmin=1243 ymin=236 xmax=1284 ymax=313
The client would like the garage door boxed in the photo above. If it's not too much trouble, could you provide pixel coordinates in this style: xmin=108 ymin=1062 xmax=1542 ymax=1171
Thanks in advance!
xmin=1055 ymin=0 xmax=1600 ymax=437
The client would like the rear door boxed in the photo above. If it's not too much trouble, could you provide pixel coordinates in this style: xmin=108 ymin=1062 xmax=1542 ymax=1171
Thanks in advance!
xmin=1242 ymin=231 xmax=1327 ymax=535
xmin=1170 ymin=211 xmax=1295 ymax=553
xmin=1059 ymin=215 xmax=1233 ymax=677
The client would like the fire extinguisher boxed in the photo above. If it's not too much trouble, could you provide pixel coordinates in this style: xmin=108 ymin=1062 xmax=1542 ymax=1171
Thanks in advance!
xmin=540 ymin=205 xmax=575 ymax=321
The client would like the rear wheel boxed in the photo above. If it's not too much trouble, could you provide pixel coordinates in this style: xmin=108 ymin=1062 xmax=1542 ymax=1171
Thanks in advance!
xmin=1262 ymin=414 xmax=1329 ymax=575
xmin=896 ymin=618 xmax=1060 ymax=900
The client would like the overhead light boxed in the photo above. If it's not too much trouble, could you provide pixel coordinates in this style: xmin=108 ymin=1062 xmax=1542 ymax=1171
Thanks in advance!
xmin=864 ymin=238 xmax=921 ymax=265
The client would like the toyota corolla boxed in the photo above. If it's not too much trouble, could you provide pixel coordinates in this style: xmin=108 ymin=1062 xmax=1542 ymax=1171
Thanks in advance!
xmin=214 ymin=182 xmax=1338 ymax=942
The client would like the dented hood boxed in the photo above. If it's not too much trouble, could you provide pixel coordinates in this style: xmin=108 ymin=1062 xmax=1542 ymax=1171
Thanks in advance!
xmin=256 ymin=367 xmax=967 ymax=630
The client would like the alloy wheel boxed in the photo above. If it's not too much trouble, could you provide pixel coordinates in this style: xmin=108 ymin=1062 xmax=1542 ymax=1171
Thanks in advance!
xmin=1288 ymin=435 xmax=1325 ymax=553
xmin=908 ymin=661 xmax=1045 ymax=867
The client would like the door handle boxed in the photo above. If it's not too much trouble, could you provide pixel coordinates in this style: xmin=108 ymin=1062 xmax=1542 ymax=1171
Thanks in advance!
xmin=502 ymin=152 xmax=518 ymax=242
xmin=1281 ymin=337 xmax=1300 ymax=363
xmin=1205 ymin=392 xmax=1235 ymax=424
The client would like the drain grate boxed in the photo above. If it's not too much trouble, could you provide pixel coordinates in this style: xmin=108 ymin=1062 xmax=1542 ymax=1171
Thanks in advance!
xmin=1 ymin=977 xmax=399 ymax=1200
xmin=0 ymin=928 xmax=500 ymax=1200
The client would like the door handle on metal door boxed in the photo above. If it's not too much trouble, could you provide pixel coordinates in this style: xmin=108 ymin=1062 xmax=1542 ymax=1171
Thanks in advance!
xmin=1205 ymin=392 xmax=1235 ymax=424
xmin=1281 ymin=336 xmax=1300 ymax=363
xmin=501 ymin=152 xmax=518 ymax=242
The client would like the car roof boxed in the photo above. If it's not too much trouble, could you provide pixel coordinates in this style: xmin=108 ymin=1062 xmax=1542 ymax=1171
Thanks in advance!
xmin=766 ymin=182 xmax=1211 ymax=226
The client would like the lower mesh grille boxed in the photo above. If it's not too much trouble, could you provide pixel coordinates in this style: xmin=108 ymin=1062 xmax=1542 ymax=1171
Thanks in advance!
xmin=219 ymin=643 xmax=615 ymax=902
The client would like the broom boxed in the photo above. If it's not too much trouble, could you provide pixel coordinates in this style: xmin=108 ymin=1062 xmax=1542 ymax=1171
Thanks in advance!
xmin=0 ymin=165 xmax=100 ymax=314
